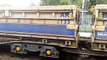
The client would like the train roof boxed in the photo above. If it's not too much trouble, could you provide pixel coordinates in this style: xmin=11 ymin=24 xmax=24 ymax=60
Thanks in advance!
xmin=95 ymin=4 xmax=107 ymax=10
xmin=0 ymin=5 xmax=76 ymax=11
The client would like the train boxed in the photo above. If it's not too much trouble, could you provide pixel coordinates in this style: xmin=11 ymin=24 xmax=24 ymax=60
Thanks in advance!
xmin=0 ymin=4 xmax=106 ymax=60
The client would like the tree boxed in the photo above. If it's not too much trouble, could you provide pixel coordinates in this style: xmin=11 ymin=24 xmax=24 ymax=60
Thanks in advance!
xmin=40 ymin=0 xmax=60 ymax=6
xmin=60 ymin=0 xmax=71 ymax=5
xmin=30 ymin=2 xmax=35 ymax=6
xmin=40 ymin=0 xmax=49 ymax=6
xmin=100 ymin=0 xmax=107 ymax=4
xmin=40 ymin=0 xmax=107 ymax=8
xmin=89 ymin=0 xmax=107 ymax=5
xmin=40 ymin=0 xmax=73 ymax=6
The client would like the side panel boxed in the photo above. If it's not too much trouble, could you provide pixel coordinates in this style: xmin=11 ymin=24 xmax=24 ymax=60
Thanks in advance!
xmin=96 ymin=28 xmax=107 ymax=38
xmin=0 ymin=23 xmax=75 ymax=36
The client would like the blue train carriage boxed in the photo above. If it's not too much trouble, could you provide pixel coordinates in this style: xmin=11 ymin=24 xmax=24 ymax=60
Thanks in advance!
xmin=0 ymin=5 xmax=78 ymax=58
xmin=93 ymin=4 xmax=107 ymax=52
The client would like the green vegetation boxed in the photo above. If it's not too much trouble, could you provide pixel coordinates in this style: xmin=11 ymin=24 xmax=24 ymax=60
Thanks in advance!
xmin=40 ymin=0 xmax=60 ymax=6
xmin=40 ymin=0 xmax=107 ymax=8
xmin=59 ymin=0 xmax=72 ymax=5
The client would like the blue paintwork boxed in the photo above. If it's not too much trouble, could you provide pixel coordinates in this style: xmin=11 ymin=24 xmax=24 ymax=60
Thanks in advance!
xmin=0 ymin=23 xmax=75 ymax=36
xmin=96 ymin=27 xmax=107 ymax=38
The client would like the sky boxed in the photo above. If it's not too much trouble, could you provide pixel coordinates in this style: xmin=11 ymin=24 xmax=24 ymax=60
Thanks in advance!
xmin=0 ymin=0 xmax=40 ymax=6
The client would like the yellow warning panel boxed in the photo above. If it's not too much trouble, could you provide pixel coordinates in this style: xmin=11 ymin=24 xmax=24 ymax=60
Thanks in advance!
xmin=95 ymin=26 xmax=105 ymax=31
xmin=96 ymin=21 xmax=103 ymax=26
xmin=66 ymin=24 xmax=75 ymax=30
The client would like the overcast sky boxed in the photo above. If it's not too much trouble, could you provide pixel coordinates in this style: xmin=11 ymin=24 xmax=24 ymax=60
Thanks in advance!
xmin=0 ymin=0 xmax=40 ymax=6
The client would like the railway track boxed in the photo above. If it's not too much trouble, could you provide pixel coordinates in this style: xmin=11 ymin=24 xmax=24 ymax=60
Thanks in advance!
xmin=0 ymin=44 xmax=106 ymax=60
xmin=0 ymin=51 xmax=106 ymax=60
xmin=0 ymin=52 xmax=40 ymax=60
xmin=0 ymin=52 xmax=60 ymax=60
